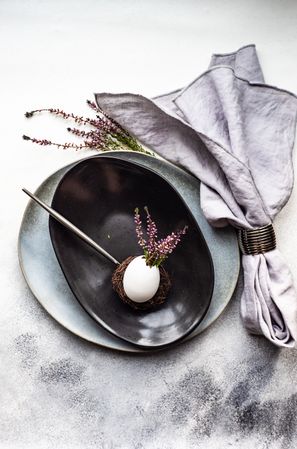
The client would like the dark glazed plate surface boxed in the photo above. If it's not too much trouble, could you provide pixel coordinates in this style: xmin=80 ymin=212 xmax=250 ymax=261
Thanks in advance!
xmin=49 ymin=156 xmax=214 ymax=348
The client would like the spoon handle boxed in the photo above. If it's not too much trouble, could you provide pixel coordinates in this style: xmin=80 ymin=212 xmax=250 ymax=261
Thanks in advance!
xmin=22 ymin=188 xmax=120 ymax=266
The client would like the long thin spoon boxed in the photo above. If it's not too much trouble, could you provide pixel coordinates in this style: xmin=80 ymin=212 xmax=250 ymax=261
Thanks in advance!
xmin=22 ymin=188 xmax=120 ymax=265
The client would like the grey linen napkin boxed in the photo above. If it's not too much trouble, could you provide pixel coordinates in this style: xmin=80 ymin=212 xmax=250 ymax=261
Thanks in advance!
xmin=95 ymin=44 xmax=297 ymax=347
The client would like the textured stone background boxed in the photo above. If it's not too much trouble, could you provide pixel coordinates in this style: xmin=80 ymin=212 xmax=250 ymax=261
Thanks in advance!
xmin=1 ymin=1 xmax=297 ymax=448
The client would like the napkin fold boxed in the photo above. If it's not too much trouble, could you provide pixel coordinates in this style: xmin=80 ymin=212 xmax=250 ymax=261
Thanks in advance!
xmin=95 ymin=44 xmax=297 ymax=347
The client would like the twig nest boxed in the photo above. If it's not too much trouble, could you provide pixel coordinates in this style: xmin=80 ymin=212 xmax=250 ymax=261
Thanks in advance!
xmin=112 ymin=256 xmax=171 ymax=310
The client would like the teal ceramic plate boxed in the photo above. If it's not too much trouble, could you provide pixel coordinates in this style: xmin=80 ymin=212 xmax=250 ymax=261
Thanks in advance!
xmin=18 ymin=151 xmax=240 ymax=352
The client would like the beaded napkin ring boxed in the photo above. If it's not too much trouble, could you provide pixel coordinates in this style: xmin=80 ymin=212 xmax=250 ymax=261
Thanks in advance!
xmin=238 ymin=224 xmax=276 ymax=255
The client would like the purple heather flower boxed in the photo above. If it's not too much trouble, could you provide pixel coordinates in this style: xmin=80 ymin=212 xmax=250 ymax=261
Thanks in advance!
xmin=134 ymin=207 xmax=188 ymax=267
xmin=23 ymin=100 xmax=152 ymax=155
xmin=134 ymin=208 xmax=146 ymax=249
xmin=144 ymin=206 xmax=158 ymax=255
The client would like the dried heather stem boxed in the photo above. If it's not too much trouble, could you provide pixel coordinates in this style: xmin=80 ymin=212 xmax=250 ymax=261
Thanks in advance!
xmin=23 ymin=100 xmax=154 ymax=155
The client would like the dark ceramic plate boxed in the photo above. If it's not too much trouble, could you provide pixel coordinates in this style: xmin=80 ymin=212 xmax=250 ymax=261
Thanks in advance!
xmin=49 ymin=156 xmax=214 ymax=348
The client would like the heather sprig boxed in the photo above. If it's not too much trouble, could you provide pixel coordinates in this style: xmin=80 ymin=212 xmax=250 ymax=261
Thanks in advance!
xmin=134 ymin=208 xmax=146 ymax=249
xmin=134 ymin=207 xmax=188 ymax=267
xmin=23 ymin=100 xmax=153 ymax=155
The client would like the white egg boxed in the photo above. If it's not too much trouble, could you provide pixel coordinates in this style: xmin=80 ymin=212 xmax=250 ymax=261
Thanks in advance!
xmin=123 ymin=256 xmax=160 ymax=303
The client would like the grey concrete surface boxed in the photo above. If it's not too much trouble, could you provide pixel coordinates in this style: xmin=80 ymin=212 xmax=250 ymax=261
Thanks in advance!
xmin=1 ymin=1 xmax=297 ymax=448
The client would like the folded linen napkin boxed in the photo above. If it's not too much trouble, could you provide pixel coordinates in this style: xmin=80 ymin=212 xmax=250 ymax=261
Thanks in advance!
xmin=95 ymin=44 xmax=297 ymax=347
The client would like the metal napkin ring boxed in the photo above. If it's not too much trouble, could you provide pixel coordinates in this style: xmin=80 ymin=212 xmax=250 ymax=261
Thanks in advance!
xmin=238 ymin=224 xmax=276 ymax=255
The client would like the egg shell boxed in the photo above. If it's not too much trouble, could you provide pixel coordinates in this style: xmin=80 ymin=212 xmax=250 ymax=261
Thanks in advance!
xmin=123 ymin=256 xmax=160 ymax=303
